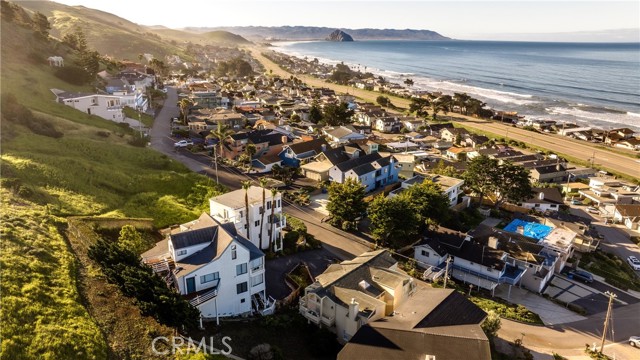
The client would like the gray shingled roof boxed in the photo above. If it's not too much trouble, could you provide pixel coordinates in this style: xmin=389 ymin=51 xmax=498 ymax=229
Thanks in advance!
xmin=171 ymin=227 xmax=217 ymax=249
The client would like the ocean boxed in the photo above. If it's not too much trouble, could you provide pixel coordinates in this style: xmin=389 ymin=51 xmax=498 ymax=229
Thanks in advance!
xmin=272 ymin=40 xmax=640 ymax=132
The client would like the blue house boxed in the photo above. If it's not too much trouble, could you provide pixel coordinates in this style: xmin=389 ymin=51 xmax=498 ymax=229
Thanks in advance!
xmin=278 ymin=138 xmax=328 ymax=168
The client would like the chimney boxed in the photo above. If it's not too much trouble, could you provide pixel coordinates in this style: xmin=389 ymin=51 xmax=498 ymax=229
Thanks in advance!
xmin=538 ymin=191 xmax=545 ymax=200
xmin=348 ymin=298 xmax=359 ymax=319
xmin=281 ymin=135 xmax=288 ymax=144
xmin=556 ymin=163 xmax=563 ymax=172
xmin=488 ymin=236 xmax=500 ymax=249
xmin=321 ymin=144 xmax=327 ymax=152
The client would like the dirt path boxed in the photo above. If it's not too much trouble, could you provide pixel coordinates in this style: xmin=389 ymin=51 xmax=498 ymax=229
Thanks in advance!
xmin=248 ymin=47 xmax=639 ymax=180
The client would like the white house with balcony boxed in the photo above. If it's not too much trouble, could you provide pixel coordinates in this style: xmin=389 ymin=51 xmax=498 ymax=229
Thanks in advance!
xmin=209 ymin=186 xmax=285 ymax=252
xmin=141 ymin=213 xmax=274 ymax=320
xmin=51 ymin=89 xmax=124 ymax=122
xmin=414 ymin=225 xmax=561 ymax=295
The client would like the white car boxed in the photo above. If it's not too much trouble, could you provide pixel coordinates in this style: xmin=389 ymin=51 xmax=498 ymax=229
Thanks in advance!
xmin=586 ymin=207 xmax=600 ymax=214
xmin=174 ymin=140 xmax=193 ymax=148
xmin=627 ymin=256 xmax=640 ymax=271
xmin=629 ymin=336 xmax=640 ymax=347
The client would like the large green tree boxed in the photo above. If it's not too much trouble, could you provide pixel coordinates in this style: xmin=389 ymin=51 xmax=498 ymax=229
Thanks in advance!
xmin=409 ymin=97 xmax=430 ymax=118
xmin=463 ymin=155 xmax=500 ymax=207
xmin=322 ymin=102 xmax=354 ymax=126
xmin=368 ymin=195 xmax=420 ymax=248
xmin=326 ymin=178 xmax=367 ymax=230
xmin=309 ymin=101 xmax=323 ymax=124
xmin=492 ymin=161 xmax=532 ymax=208
xmin=403 ymin=179 xmax=451 ymax=230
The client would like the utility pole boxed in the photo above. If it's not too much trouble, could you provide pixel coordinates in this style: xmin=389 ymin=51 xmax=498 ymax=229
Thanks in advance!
xmin=443 ymin=256 xmax=452 ymax=289
xmin=600 ymin=291 xmax=616 ymax=354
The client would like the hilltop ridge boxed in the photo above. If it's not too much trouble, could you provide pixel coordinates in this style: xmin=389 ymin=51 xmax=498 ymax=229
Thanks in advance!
xmin=184 ymin=25 xmax=450 ymax=41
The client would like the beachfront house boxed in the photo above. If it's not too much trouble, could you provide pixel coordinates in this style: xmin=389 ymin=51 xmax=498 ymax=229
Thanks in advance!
xmin=209 ymin=186 xmax=286 ymax=252
xmin=141 ymin=213 xmax=274 ymax=320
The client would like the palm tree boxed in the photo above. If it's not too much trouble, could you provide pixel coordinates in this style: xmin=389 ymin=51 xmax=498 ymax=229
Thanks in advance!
xmin=178 ymin=98 xmax=193 ymax=124
xmin=269 ymin=187 xmax=278 ymax=252
xmin=210 ymin=122 xmax=234 ymax=160
xmin=242 ymin=180 xmax=252 ymax=241
xmin=258 ymin=177 xmax=268 ymax=250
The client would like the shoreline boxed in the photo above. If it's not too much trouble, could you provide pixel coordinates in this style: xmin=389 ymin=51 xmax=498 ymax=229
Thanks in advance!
xmin=268 ymin=41 xmax=640 ymax=132
xmin=248 ymin=46 xmax=640 ymax=181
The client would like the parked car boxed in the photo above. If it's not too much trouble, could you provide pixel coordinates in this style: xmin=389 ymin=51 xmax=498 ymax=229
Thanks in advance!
xmin=629 ymin=336 xmax=640 ymax=347
xmin=586 ymin=207 xmax=600 ymax=214
xmin=627 ymin=256 xmax=640 ymax=271
xmin=174 ymin=140 xmax=194 ymax=148
xmin=568 ymin=269 xmax=594 ymax=283
xmin=571 ymin=199 xmax=582 ymax=205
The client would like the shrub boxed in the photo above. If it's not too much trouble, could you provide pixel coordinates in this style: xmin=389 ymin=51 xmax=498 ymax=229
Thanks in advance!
xmin=54 ymin=65 xmax=92 ymax=85
xmin=96 ymin=131 xmax=110 ymax=138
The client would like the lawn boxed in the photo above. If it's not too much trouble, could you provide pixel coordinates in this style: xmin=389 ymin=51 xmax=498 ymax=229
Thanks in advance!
xmin=580 ymin=251 xmax=640 ymax=291
xmin=123 ymin=106 xmax=155 ymax=127
xmin=0 ymin=19 xmax=224 ymax=359
xmin=0 ymin=190 xmax=108 ymax=360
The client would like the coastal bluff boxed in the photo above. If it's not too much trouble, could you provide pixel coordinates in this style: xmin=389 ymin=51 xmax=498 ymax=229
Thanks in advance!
xmin=326 ymin=29 xmax=354 ymax=42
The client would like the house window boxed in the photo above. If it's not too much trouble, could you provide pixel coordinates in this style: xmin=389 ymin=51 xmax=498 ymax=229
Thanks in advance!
xmin=236 ymin=263 xmax=248 ymax=275
xmin=277 ymin=199 xmax=280 ymax=208
xmin=236 ymin=282 xmax=248 ymax=294
xmin=239 ymin=210 xmax=243 ymax=218
xmin=200 ymin=272 xmax=219 ymax=284
xmin=421 ymin=250 xmax=430 ymax=258
xmin=177 ymin=250 xmax=187 ymax=256
xmin=267 ymin=201 xmax=271 ymax=210
xmin=259 ymin=206 xmax=264 ymax=214
xmin=231 ymin=245 xmax=237 ymax=260
xmin=255 ymin=220 xmax=260 ymax=227
xmin=241 ymin=298 xmax=245 ymax=303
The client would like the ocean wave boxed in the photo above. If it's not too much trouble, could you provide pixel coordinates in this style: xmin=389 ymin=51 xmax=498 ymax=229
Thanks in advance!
xmin=547 ymin=106 xmax=640 ymax=130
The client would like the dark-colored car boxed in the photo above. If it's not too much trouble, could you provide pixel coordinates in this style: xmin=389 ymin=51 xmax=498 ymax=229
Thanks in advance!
xmin=568 ymin=269 xmax=594 ymax=283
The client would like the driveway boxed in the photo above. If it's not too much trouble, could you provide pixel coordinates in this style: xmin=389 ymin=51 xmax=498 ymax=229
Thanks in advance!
xmin=494 ymin=285 xmax=587 ymax=325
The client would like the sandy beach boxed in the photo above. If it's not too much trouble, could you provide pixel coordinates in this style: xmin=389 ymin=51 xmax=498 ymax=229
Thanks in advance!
xmin=248 ymin=46 xmax=639 ymax=180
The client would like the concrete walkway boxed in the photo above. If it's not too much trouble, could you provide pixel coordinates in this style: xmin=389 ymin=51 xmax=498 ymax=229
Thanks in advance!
xmin=495 ymin=286 xmax=587 ymax=325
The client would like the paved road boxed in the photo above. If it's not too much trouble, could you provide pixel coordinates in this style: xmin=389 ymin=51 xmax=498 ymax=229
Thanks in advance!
xmin=149 ymin=88 xmax=371 ymax=261
xmin=249 ymin=46 xmax=640 ymax=179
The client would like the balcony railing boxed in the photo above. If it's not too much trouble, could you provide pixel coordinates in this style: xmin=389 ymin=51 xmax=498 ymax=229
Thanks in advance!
xmin=321 ymin=314 xmax=335 ymax=326
xmin=189 ymin=286 xmax=218 ymax=307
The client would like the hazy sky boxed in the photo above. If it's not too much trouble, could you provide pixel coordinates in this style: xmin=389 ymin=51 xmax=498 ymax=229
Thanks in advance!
xmin=54 ymin=0 xmax=639 ymax=41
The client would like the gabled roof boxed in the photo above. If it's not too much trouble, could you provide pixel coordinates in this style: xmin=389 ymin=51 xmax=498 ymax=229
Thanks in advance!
xmin=321 ymin=144 xmax=357 ymax=165
xmin=525 ymin=187 xmax=563 ymax=205
xmin=285 ymin=138 xmax=328 ymax=156
xmin=337 ymin=283 xmax=490 ymax=360
xmin=171 ymin=227 xmax=216 ymax=249
xmin=335 ymin=152 xmax=383 ymax=172
xmin=172 ymin=214 xmax=264 ymax=275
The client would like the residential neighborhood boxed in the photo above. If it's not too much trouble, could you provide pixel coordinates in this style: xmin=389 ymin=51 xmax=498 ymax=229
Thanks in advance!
xmin=4 ymin=3 xmax=640 ymax=359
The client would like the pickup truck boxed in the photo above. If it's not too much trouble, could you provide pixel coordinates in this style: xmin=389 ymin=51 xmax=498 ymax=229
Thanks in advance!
xmin=174 ymin=140 xmax=194 ymax=148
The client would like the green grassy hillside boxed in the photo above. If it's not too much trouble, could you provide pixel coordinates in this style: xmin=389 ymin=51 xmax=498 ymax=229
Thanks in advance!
xmin=17 ymin=1 xmax=250 ymax=59
xmin=16 ymin=0 xmax=187 ymax=60
xmin=1 ymin=8 xmax=223 ymax=359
